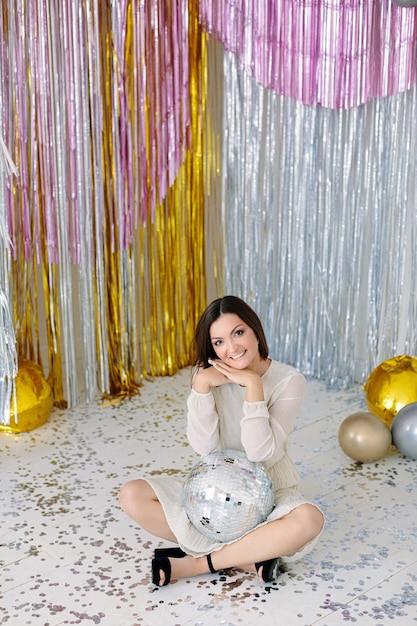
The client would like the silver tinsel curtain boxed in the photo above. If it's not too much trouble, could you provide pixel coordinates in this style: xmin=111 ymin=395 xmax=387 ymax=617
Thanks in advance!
xmin=0 ymin=137 xmax=17 ymax=422
xmin=209 ymin=46 xmax=417 ymax=388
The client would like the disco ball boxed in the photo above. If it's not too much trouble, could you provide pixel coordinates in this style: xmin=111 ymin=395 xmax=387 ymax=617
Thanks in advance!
xmin=182 ymin=449 xmax=275 ymax=542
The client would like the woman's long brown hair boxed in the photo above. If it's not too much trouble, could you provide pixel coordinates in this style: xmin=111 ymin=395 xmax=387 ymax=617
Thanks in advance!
xmin=192 ymin=295 xmax=269 ymax=369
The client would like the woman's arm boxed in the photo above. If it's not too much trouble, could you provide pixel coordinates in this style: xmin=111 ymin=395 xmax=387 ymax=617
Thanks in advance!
xmin=186 ymin=365 xmax=230 ymax=454
xmin=186 ymin=387 xmax=220 ymax=455
xmin=240 ymin=373 xmax=306 ymax=463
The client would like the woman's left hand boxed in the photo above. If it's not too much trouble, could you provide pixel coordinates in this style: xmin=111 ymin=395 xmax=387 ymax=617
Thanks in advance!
xmin=208 ymin=359 xmax=264 ymax=401
xmin=208 ymin=358 xmax=252 ymax=385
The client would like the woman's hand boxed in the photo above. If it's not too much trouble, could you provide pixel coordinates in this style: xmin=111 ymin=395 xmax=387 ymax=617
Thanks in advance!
xmin=193 ymin=365 xmax=230 ymax=394
xmin=207 ymin=359 xmax=264 ymax=402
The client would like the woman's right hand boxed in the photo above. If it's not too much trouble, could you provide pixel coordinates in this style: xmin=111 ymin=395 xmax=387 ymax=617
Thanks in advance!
xmin=193 ymin=365 xmax=230 ymax=393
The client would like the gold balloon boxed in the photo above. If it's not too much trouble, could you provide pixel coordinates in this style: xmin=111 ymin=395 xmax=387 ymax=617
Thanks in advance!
xmin=338 ymin=411 xmax=392 ymax=463
xmin=0 ymin=359 xmax=53 ymax=434
xmin=364 ymin=355 xmax=417 ymax=427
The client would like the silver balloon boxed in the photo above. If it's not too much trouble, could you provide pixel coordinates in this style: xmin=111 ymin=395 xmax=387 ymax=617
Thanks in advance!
xmin=183 ymin=449 xmax=275 ymax=542
xmin=391 ymin=402 xmax=417 ymax=460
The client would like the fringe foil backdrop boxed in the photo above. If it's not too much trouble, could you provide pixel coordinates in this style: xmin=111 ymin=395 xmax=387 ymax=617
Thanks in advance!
xmin=213 ymin=46 xmax=417 ymax=387
xmin=201 ymin=0 xmax=417 ymax=387
xmin=200 ymin=0 xmax=417 ymax=108
xmin=203 ymin=39 xmax=225 ymax=300
xmin=0 ymin=137 xmax=18 ymax=425
xmin=0 ymin=0 xmax=208 ymax=407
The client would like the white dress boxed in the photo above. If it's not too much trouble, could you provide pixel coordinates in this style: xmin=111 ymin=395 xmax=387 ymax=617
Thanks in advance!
xmin=144 ymin=359 xmax=323 ymax=561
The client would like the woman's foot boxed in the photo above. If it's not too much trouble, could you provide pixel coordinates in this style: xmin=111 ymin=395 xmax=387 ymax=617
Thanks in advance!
xmin=152 ymin=556 xmax=172 ymax=586
xmin=151 ymin=554 xmax=215 ymax=587
xmin=255 ymin=558 xmax=280 ymax=583
xmin=151 ymin=552 xmax=280 ymax=586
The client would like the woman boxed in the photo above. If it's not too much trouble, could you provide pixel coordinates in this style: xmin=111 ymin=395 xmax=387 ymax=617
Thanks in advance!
xmin=119 ymin=296 xmax=324 ymax=586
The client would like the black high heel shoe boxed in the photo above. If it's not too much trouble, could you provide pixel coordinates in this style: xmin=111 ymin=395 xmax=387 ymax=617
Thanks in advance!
xmin=151 ymin=553 xmax=217 ymax=587
xmin=255 ymin=558 xmax=280 ymax=583
xmin=154 ymin=547 xmax=186 ymax=559
xmin=151 ymin=551 xmax=186 ymax=586
xmin=152 ymin=556 xmax=171 ymax=586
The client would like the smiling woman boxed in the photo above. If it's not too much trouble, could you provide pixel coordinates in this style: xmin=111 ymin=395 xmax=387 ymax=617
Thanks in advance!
xmin=209 ymin=316 xmax=259 ymax=364
xmin=119 ymin=295 xmax=324 ymax=587
xmin=196 ymin=313 xmax=268 ymax=402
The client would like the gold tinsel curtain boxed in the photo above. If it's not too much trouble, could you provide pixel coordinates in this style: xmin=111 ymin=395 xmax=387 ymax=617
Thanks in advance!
xmin=0 ymin=0 xmax=210 ymax=408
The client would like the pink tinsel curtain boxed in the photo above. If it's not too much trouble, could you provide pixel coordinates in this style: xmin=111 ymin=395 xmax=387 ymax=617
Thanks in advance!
xmin=2 ymin=0 xmax=191 ymax=264
xmin=199 ymin=0 xmax=417 ymax=108
xmin=202 ymin=1 xmax=417 ymax=387
xmin=0 ymin=0 xmax=204 ymax=408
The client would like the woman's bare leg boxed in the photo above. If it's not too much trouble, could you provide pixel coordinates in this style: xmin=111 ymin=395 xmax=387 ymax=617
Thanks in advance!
xmin=119 ymin=479 xmax=324 ymax=586
xmin=119 ymin=478 xmax=177 ymax=543
xmin=163 ymin=503 xmax=324 ymax=584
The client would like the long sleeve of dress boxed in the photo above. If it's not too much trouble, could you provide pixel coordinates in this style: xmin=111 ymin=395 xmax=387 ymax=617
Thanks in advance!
xmin=186 ymin=372 xmax=306 ymax=463
xmin=240 ymin=373 xmax=306 ymax=463
xmin=186 ymin=389 xmax=219 ymax=455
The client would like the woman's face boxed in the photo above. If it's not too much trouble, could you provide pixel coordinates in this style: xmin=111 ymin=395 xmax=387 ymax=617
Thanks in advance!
xmin=209 ymin=313 xmax=260 ymax=369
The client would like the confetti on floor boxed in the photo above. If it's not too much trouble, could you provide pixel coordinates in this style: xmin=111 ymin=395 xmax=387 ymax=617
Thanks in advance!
xmin=1 ymin=367 xmax=417 ymax=625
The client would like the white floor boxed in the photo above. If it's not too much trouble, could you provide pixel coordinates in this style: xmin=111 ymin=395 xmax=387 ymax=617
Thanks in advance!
xmin=1 ymin=367 xmax=417 ymax=626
